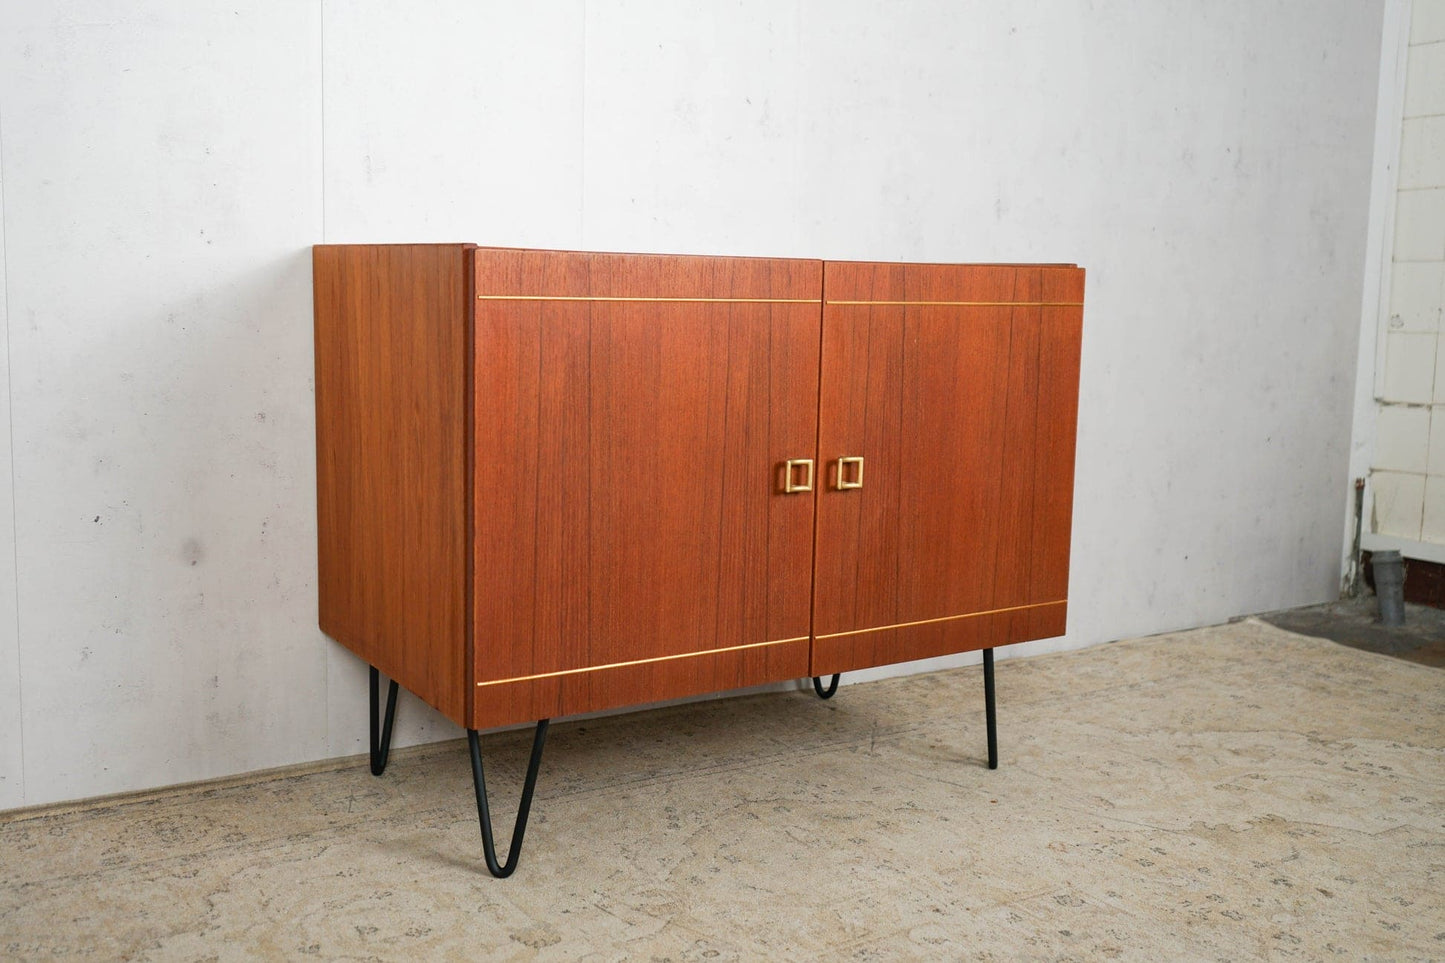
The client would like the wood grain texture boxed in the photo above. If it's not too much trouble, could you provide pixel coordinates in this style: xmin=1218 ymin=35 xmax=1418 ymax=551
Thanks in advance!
xmin=811 ymin=262 xmax=1083 ymax=676
xmin=994 ymin=268 xmax=1045 ymax=643
xmin=314 ymin=244 xmax=471 ymax=726
xmin=811 ymin=603 xmax=1067 ymax=676
xmin=471 ymin=250 xmax=820 ymax=729
xmin=1031 ymin=268 xmax=1085 ymax=608
xmin=316 ymin=246 xmax=1081 ymax=728
xmin=469 ymin=638 xmax=812 ymax=730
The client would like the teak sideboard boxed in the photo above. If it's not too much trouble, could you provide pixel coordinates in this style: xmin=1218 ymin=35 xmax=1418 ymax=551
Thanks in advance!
xmin=313 ymin=244 xmax=1084 ymax=876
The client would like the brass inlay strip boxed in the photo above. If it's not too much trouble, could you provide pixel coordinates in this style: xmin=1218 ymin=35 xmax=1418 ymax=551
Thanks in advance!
xmin=827 ymin=300 xmax=1084 ymax=307
xmin=477 ymin=295 xmax=818 ymax=304
xmin=476 ymin=635 xmax=810 ymax=688
xmin=815 ymin=599 xmax=1067 ymax=641
xmin=477 ymin=296 xmax=1081 ymax=306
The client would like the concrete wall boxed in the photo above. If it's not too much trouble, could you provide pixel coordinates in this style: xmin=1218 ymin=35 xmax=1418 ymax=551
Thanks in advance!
xmin=0 ymin=1 xmax=1384 ymax=809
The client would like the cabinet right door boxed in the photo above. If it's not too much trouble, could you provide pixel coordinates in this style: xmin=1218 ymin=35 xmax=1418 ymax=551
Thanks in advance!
xmin=811 ymin=262 xmax=1084 ymax=675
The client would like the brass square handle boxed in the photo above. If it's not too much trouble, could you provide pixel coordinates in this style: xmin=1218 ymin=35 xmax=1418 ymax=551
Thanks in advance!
xmin=783 ymin=459 xmax=814 ymax=493
xmin=835 ymin=456 xmax=864 ymax=490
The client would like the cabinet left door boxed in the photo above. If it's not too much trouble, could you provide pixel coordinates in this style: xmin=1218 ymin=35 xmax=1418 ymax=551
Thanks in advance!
xmin=471 ymin=249 xmax=822 ymax=729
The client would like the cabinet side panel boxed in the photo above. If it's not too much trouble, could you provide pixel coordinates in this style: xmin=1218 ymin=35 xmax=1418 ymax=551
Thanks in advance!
xmin=314 ymin=244 xmax=469 ymax=725
xmin=315 ymin=247 xmax=367 ymax=654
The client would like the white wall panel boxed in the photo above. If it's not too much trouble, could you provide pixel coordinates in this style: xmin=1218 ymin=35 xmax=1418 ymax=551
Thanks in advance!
xmin=0 ymin=154 xmax=22 ymax=810
xmin=1057 ymin=1 xmax=1383 ymax=644
xmin=321 ymin=1 xmax=586 ymax=247
xmin=0 ymin=2 xmax=323 ymax=803
xmin=798 ymin=1 xmax=1091 ymax=261
xmin=580 ymin=0 xmax=804 ymax=255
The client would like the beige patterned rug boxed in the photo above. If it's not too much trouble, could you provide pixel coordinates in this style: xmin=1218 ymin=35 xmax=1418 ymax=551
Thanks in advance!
xmin=2 ymin=618 xmax=1442 ymax=960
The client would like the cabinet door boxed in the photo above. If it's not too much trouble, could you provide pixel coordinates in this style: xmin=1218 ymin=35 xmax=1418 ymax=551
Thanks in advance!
xmin=811 ymin=262 xmax=1083 ymax=675
xmin=471 ymin=249 xmax=821 ymax=728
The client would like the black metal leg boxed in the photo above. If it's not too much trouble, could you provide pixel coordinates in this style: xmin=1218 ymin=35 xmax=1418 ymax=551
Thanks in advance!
xmin=811 ymin=674 xmax=840 ymax=699
xmin=983 ymin=648 xmax=998 ymax=770
xmin=369 ymin=666 xmax=399 ymax=776
xmin=468 ymin=720 xmax=550 ymax=878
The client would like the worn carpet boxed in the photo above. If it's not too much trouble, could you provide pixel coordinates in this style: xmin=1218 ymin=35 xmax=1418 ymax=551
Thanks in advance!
xmin=2 ymin=618 xmax=1443 ymax=960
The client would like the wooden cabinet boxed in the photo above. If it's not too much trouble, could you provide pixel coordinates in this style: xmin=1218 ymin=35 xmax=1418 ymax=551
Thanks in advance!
xmin=314 ymin=245 xmax=1083 ymax=734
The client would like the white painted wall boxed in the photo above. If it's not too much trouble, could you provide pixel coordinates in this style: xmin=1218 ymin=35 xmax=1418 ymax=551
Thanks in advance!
xmin=0 ymin=2 xmax=327 ymax=806
xmin=0 ymin=151 xmax=21 ymax=810
xmin=0 ymin=1 xmax=1384 ymax=809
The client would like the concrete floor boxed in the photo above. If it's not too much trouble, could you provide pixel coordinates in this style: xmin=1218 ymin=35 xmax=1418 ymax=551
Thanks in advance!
xmin=1260 ymin=594 xmax=1445 ymax=668
xmin=1 ymin=617 xmax=1442 ymax=960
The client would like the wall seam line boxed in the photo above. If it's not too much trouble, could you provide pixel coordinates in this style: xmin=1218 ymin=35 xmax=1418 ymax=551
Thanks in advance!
xmin=319 ymin=0 xmax=327 ymax=244
xmin=579 ymin=0 xmax=587 ymax=244
xmin=318 ymin=0 xmax=329 ymax=754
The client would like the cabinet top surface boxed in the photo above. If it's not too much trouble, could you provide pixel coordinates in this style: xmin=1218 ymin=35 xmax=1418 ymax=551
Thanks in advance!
xmin=312 ymin=243 xmax=1079 ymax=271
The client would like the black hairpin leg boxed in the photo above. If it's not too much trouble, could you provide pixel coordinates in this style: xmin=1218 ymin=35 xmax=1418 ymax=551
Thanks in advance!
xmin=812 ymin=674 xmax=840 ymax=699
xmin=983 ymin=648 xmax=998 ymax=770
xmin=369 ymin=666 xmax=399 ymax=776
xmin=468 ymin=720 xmax=550 ymax=878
